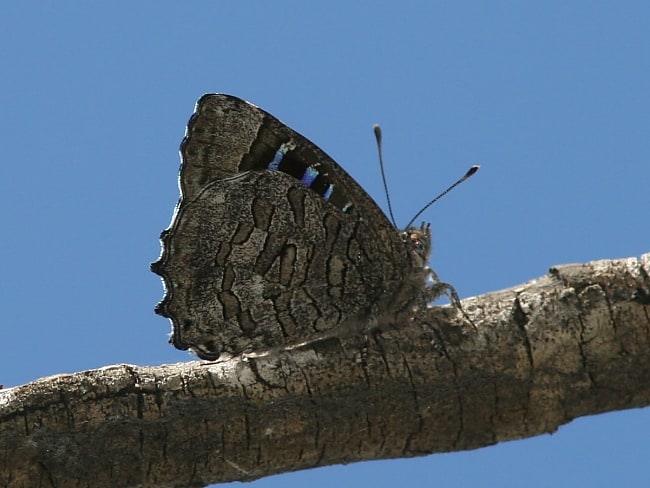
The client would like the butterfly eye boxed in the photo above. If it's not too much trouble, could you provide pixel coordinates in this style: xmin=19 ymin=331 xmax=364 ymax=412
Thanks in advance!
xmin=407 ymin=232 xmax=424 ymax=251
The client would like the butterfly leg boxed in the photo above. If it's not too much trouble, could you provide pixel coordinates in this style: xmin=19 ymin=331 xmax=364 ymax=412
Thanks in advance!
xmin=424 ymin=268 xmax=477 ymax=329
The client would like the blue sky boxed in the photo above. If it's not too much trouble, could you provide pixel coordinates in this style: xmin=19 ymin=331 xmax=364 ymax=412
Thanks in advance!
xmin=2 ymin=2 xmax=649 ymax=487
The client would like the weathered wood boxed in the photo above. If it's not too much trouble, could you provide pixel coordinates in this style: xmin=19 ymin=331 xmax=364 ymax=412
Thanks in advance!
xmin=1 ymin=254 xmax=649 ymax=488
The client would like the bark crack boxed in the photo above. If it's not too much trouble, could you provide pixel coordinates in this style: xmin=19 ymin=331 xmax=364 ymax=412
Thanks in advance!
xmin=513 ymin=294 xmax=535 ymax=370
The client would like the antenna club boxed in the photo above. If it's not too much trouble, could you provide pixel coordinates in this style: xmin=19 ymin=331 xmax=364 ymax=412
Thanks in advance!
xmin=373 ymin=124 xmax=382 ymax=142
xmin=467 ymin=165 xmax=480 ymax=177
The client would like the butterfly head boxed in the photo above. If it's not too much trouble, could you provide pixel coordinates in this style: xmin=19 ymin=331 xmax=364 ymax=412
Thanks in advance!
xmin=400 ymin=222 xmax=432 ymax=265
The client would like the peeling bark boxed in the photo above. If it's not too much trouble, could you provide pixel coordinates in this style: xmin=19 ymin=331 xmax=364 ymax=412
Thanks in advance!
xmin=1 ymin=254 xmax=649 ymax=488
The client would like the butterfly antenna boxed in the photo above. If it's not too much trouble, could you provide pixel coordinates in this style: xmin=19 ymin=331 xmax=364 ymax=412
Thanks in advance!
xmin=373 ymin=124 xmax=398 ymax=228
xmin=405 ymin=165 xmax=480 ymax=229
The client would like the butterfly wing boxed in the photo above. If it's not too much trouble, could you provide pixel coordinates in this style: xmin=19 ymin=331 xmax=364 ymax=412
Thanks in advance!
xmin=152 ymin=94 xmax=423 ymax=359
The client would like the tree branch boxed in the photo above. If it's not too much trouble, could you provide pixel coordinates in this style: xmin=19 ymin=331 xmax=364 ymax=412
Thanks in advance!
xmin=2 ymin=254 xmax=649 ymax=488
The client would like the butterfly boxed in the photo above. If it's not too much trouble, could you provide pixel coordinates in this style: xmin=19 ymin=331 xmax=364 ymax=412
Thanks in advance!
xmin=151 ymin=94 xmax=475 ymax=359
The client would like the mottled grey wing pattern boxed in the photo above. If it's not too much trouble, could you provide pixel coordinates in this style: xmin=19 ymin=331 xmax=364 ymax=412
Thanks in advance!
xmin=152 ymin=94 xmax=429 ymax=359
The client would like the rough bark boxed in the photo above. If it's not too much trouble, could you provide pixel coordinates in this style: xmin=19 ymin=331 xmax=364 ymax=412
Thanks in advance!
xmin=1 ymin=254 xmax=649 ymax=488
